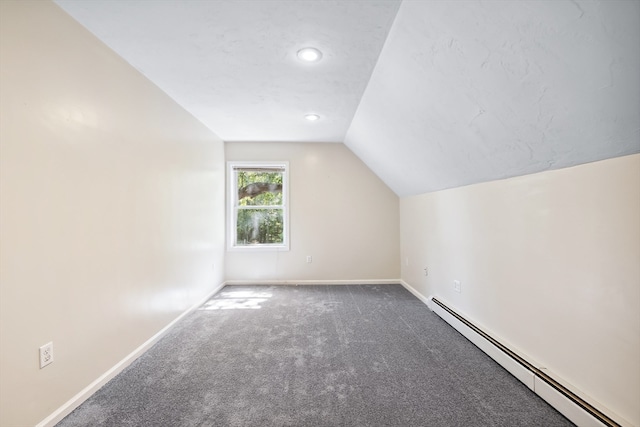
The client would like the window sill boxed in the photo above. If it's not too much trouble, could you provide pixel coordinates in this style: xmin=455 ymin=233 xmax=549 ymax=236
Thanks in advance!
xmin=227 ymin=244 xmax=290 ymax=252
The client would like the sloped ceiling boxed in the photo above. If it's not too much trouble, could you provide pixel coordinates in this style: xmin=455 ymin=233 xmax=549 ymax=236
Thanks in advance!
xmin=54 ymin=0 xmax=639 ymax=196
xmin=346 ymin=0 xmax=640 ymax=195
xmin=53 ymin=0 xmax=401 ymax=143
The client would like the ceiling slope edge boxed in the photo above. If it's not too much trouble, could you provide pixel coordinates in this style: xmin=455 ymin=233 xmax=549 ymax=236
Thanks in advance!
xmin=344 ymin=0 xmax=640 ymax=197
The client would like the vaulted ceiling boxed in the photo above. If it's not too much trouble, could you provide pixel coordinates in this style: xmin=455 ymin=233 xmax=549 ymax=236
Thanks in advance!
xmin=53 ymin=0 xmax=401 ymax=143
xmin=55 ymin=0 xmax=639 ymax=196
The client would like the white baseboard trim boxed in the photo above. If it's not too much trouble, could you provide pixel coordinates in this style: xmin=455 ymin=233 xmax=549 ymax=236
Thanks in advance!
xmin=223 ymin=279 xmax=401 ymax=286
xmin=401 ymin=279 xmax=628 ymax=427
xmin=431 ymin=299 xmax=536 ymax=391
xmin=399 ymin=279 xmax=432 ymax=309
xmin=533 ymin=375 xmax=608 ymax=427
xmin=36 ymin=282 xmax=226 ymax=427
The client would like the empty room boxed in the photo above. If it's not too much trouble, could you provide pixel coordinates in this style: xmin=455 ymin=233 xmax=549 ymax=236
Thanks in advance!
xmin=0 ymin=0 xmax=638 ymax=426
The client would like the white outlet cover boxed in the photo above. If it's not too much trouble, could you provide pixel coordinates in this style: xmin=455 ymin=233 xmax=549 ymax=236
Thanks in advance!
xmin=40 ymin=342 xmax=53 ymax=369
xmin=454 ymin=280 xmax=461 ymax=293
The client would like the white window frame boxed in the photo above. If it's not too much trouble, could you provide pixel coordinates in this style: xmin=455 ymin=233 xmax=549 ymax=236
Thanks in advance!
xmin=227 ymin=161 xmax=290 ymax=251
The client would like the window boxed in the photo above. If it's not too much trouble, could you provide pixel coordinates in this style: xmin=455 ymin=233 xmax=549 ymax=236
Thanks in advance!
xmin=227 ymin=162 xmax=289 ymax=250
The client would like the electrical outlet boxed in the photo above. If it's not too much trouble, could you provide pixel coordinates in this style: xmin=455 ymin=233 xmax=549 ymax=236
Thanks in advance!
xmin=453 ymin=280 xmax=461 ymax=293
xmin=306 ymin=255 xmax=312 ymax=263
xmin=39 ymin=342 xmax=53 ymax=369
xmin=424 ymin=267 xmax=428 ymax=276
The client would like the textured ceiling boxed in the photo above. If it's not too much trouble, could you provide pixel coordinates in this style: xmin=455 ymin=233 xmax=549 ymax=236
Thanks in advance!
xmin=346 ymin=0 xmax=640 ymax=195
xmin=54 ymin=0 xmax=639 ymax=196
xmin=54 ymin=0 xmax=401 ymax=143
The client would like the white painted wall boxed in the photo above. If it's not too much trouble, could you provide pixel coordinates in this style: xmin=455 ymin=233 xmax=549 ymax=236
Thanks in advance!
xmin=225 ymin=142 xmax=399 ymax=282
xmin=0 ymin=2 xmax=226 ymax=426
xmin=400 ymin=154 xmax=640 ymax=426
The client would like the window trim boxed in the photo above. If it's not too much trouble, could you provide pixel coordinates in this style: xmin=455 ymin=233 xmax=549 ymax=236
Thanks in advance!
xmin=227 ymin=161 xmax=290 ymax=251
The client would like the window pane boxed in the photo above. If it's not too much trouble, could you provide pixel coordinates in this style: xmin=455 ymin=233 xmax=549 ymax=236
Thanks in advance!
xmin=237 ymin=171 xmax=283 ymax=206
xmin=236 ymin=208 xmax=283 ymax=245
xmin=228 ymin=161 xmax=289 ymax=251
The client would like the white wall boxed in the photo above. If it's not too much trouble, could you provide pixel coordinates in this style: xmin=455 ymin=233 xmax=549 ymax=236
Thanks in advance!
xmin=400 ymin=154 xmax=640 ymax=426
xmin=0 ymin=2 xmax=226 ymax=426
xmin=225 ymin=142 xmax=400 ymax=282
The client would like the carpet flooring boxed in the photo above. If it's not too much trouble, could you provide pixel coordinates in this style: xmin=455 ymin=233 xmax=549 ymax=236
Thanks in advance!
xmin=57 ymin=284 xmax=574 ymax=426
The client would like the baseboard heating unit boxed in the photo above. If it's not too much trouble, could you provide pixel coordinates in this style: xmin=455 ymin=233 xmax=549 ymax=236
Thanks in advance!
xmin=430 ymin=297 xmax=624 ymax=427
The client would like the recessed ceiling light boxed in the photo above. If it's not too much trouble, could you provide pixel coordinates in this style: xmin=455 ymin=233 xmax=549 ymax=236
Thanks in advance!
xmin=297 ymin=47 xmax=323 ymax=62
xmin=305 ymin=114 xmax=320 ymax=121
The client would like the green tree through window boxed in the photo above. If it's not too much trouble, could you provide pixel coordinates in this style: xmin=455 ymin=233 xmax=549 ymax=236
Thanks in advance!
xmin=229 ymin=163 xmax=288 ymax=249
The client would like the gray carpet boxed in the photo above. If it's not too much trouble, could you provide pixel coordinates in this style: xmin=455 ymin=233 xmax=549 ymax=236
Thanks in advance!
xmin=57 ymin=284 xmax=574 ymax=426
